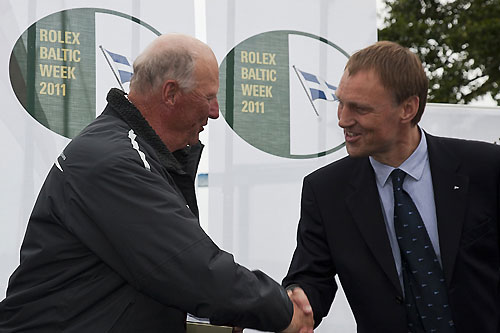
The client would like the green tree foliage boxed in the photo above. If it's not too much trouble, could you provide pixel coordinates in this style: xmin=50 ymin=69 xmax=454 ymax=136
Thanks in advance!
xmin=378 ymin=0 xmax=500 ymax=105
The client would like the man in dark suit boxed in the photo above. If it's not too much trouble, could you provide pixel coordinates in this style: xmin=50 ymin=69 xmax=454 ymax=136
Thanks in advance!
xmin=283 ymin=41 xmax=500 ymax=332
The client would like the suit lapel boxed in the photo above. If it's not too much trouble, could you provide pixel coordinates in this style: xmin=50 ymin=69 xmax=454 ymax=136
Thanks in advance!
xmin=426 ymin=134 xmax=469 ymax=285
xmin=346 ymin=158 xmax=402 ymax=294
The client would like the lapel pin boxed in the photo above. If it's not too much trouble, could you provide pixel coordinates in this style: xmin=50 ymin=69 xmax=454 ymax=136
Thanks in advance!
xmin=453 ymin=186 xmax=460 ymax=190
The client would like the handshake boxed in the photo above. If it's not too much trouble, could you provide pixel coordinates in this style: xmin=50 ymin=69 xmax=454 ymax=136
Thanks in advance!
xmin=233 ymin=287 xmax=314 ymax=333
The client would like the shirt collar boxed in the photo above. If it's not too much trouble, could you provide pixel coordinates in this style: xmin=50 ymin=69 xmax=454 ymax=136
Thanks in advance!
xmin=369 ymin=127 xmax=428 ymax=187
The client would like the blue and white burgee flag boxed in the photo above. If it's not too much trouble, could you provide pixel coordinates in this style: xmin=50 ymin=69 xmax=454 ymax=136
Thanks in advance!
xmin=100 ymin=46 xmax=133 ymax=91
xmin=293 ymin=65 xmax=338 ymax=116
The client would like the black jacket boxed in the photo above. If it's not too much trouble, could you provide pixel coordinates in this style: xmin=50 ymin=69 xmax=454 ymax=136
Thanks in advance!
xmin=0 ymin=89 xmax=292 ymax=332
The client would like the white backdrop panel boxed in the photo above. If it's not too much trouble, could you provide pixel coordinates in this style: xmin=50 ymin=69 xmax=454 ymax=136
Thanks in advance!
xmin=207 ymin=1 xmax=376 ymax=331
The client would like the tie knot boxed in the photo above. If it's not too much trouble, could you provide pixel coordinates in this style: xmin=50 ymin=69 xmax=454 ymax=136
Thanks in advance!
xmin=391 ymin=168 xmax=407 ymax=190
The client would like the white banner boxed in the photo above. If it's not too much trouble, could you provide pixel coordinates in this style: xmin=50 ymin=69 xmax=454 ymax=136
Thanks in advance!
xmin=207 ymin=1 xmax=376 ymax=331
xmin=422 ymin=103 xmax=500 ymax=144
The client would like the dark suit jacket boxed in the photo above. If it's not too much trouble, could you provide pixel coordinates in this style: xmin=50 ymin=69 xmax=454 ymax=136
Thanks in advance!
xmin=283 ymin=133 xmax=500 ymax=332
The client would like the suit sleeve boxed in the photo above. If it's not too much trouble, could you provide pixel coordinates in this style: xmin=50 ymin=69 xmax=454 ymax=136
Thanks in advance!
xmin=60 ymin=147 xmax=293 ymax=332
xmin=283 ymin=176 xmax=337 ymax=327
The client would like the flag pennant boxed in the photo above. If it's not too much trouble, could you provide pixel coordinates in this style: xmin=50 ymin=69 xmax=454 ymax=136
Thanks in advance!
xmin=295 ymin=67 xmax=338 ymax=102
xmin=100 ymin=47 xmax=134 ymax=88
xmin=105 ymin=49 xmax=133 ymax=84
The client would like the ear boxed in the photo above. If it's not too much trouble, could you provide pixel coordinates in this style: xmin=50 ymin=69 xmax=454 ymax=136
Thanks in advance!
xmin=162 ymin=80 xmax=179 ymax=106
xmin=401 ymin=95 xmax=419 ymax=124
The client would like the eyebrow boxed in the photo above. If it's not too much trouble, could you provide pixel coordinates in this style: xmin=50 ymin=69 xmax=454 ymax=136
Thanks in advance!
xmin=350 ymin=101 xmax=372 ymax=109
xmin=339 ymin=98 xmax=373 ymax=111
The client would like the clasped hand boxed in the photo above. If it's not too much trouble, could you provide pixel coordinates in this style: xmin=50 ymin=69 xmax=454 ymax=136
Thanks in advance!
xmin=232 ymin=287 xmax=314 ymax=333
xmin=281 ymin=287 xmax=314 ymax=333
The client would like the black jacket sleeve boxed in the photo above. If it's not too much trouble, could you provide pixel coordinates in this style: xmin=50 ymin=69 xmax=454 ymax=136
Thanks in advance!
xmin=282 ymin=176 xmax=337 ymax=327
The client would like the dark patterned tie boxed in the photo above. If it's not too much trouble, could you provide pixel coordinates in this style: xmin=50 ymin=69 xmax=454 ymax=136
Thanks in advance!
xmin=391 ymin=169 xmax=455 ymax=333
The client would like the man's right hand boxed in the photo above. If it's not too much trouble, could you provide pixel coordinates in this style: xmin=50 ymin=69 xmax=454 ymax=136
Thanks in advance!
xmin=281 ymin=287 xmax=314 ymax=333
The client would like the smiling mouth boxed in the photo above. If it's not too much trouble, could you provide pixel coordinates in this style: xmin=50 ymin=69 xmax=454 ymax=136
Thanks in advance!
xmin=344 ymin=130 xmax=361 ymax=142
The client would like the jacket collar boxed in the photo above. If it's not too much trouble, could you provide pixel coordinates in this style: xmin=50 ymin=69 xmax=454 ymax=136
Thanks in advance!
xmin=105 ymin=88 xmax=203 ymax=177
xmin=425 ymin=132 xmax=468 ymax=286
xmin=346 ymin=157 xmax=403 ymax=294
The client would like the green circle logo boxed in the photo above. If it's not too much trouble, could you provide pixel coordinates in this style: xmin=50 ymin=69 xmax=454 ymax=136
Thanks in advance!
xmin=9 ymin=8 xmax=160 ymax=139
xmin=219 ymin=30 xmax=349 ymax=159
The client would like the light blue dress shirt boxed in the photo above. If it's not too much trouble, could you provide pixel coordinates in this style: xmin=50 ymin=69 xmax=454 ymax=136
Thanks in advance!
xmin=369 ymin=129 xmax=441 ymax=290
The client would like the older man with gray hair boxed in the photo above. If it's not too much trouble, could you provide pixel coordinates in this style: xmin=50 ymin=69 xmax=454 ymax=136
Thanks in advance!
xmin=0 ymin=34 xmax=313 ymax=333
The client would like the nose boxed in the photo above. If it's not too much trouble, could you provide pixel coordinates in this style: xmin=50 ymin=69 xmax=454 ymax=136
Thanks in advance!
xmin=337 ymin=103 xmax=354 ymax=129
xmin=209 ymin=98 xmax=219 ymax=119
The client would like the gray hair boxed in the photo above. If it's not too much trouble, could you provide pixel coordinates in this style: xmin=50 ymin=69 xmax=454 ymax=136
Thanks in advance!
xmin=129 ymin=46 xmax=196 ymax=94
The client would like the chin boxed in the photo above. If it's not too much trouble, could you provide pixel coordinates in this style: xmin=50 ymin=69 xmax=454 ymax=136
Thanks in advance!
xmin=346 ymin=146 xmax=368 ymax=158
xmin=188 ymin=138 xmax=200 ymax=146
